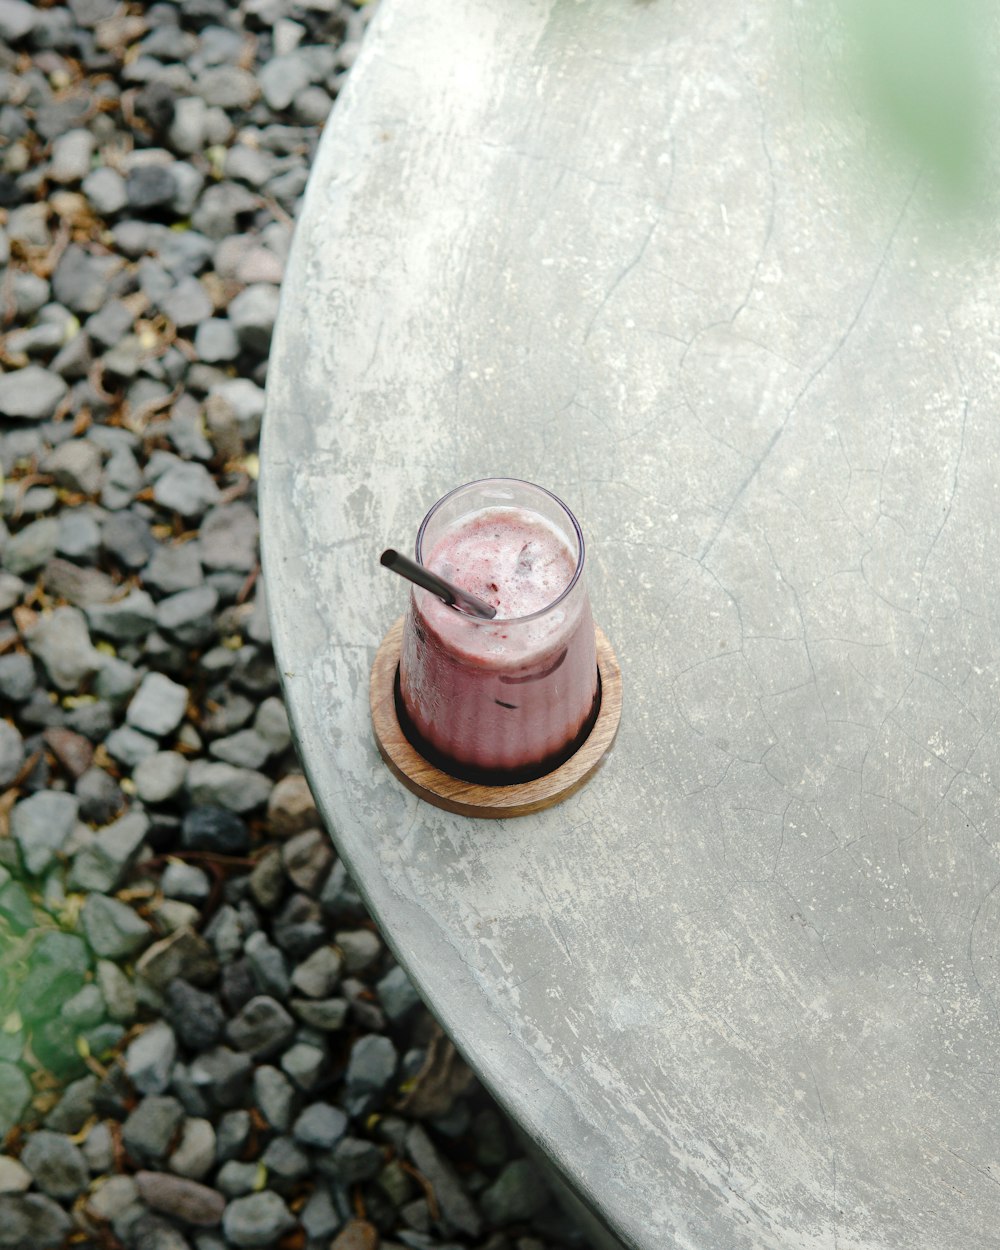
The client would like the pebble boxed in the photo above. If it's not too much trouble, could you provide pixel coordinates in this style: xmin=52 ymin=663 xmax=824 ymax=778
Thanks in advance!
xmin=292 ymin=1101 xmax=347 ymax=1149
xmin=480 ymin=1161 xmax=551 ymax=1227
xmin=124 ymin=1021 xmax=178 ymax=1096
xmin=86 ymin=588 xmax=158 ymax=640
xmin=82 ymin=165 xmax=128 ymax=215
xmin=97 ymin=957 xmax=138 ymax=1022
xmin=290 ymin=943 xmax=342 ymax=999
xmin=11 ymin=789 xmax=79 ymax=876
xmin=153 ymin=460 xmax=222 ymax=518
xmin=68 ymin=809 xmax=149 ymax=891
xmin=267 ymin=773 xmax=318 ymax=836
xmin=82 ymin=892 xmax=152 ymax=959
xmin=3 ymin=516 xmax=60 ymax=576
xmin=227 ymin=283 xmax=279 ymax=354
xmin=137 ymin=926 xmax=219 ymax=990
xmin=164 ymin=980 xmax=226 ymax=1052
xmin=134 ymin=750 xmax=189 ymax=804
xmin=195 ymin=317 xmax=241 ymax=363
xmin=0 ymin=366 xmax=67 ymax=421
xmin=188 ymin=1046 xmax=252 ymax=1109
xmin=226 ymin=995 xmax=295 ymax=1059
xmin=406 ymin=1125 xmax=484 ymax=1239
xmin=122 ymin=1094 xmax=185 ymax=1164
xmin=222 ymin=1191 xmax=296 ymax=1248
xmin=280 ymin=1040 xmax=326 ymax=1092
xmin=19 ymin=1131 xmax=89 ymax=1200
xmin=127 ymin=671 xmax=190 ymax=737
xmin=26 ymin=606 xmax=100 ymax=692
xmin=156 ymin=584 xmax=219 ymax=645
xmin=0 ymin=1157 xmax=31 ymax=1195
xmin=186 ymin=760 xmax=272 ymax=812
xmin=0 ymin=1194 xmax=71 ymax=1250
xmin=182 ymin=804 xmax=249 ymax=854
xmin=136 ymin=1171 xmax=226 ymax=1226
xmin=377 ymin=965 xmax=422 ymax=1022
xmin=0 ymin=721 xmax=24 ymax=789
xmin=199 ymin=501 xmax=259 ymax=571
xmin=167 ymin=1117 xmax=216 ymax=1180
xmin=50 ymin=129 xmax=95 ymax=183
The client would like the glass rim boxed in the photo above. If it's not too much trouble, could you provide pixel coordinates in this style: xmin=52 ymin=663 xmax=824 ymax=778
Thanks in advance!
xmin=413 ymin=477 xmax=586 ymax=624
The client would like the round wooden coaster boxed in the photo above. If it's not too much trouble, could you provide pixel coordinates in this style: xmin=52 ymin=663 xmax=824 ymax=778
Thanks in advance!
xmin=370 ymin=617 xmax=622 ymax=818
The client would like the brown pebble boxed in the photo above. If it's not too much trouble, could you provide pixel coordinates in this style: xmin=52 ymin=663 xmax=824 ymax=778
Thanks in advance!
xmin=330 ymin=1219 xmax=379 ymax=1250
xmin=135 ymin=1170 xmax=225 ymax=1226
xmin=267 ymin=773 xmax=319 ymax=837
xmin=43 ymin=726 xmax=94 ymax=779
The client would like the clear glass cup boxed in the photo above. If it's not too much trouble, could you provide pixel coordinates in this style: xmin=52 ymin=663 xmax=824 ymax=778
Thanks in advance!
xmin=398 ymin=478 xmax=599 ymax=784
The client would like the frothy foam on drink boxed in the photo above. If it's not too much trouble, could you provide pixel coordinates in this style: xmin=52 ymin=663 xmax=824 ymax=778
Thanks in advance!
xmin=426 ymin=507 xmax=575 ymax=620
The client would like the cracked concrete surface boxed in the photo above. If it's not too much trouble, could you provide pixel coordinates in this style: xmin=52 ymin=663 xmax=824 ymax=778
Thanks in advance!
xmin=261 ymin=1 xmax=1000 ymax=1247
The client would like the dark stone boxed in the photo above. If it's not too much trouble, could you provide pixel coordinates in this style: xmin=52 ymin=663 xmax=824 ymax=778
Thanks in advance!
xmin=181 ymin=806 xmax=250 ymax=855
xmin=163 ymin=980 xmax=226 ymax=1052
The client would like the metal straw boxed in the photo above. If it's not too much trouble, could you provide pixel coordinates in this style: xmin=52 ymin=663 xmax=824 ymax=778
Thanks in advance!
xmin=380 ymin=549 xmax=497 ymax=619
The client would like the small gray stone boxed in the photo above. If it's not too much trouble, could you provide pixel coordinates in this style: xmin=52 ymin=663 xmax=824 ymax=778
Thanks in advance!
xmin=336 ymin=928 xmax=382 ymax=975
xmin=299 ymin=1187 xmax=337 ymax=1243
xmin=19 ymin=1131 xmax=89 ymax=1200
xmin=170 ymin=161 xmax=205 ymax=216
xmin=0 ymin=721 xmax=24 ymax=789
xmin=290 ymin=944 xmax=342 ymax=1000
xmin=215 ymin=1109 xmax=250 ymax=1164
xmin=209 ymin=729 xmax=270 ymax=770
xmin=42 ymin=439 xmax=103 ymax=495
xmin=479 ymin=1160 xmax=551 ymax=1227
xmin=63 ymin=984 xmax=104 ymax=1028
xmin=188 ymin=1047 xmax=252 ymax=1109
xmin=96 ymin=958 xmax=138 ymax=1022
xmin=104 ymin=724 xmax=159 ymax=768
xmin=244 ymin=930 xmax=290 ymax=999
xmin=253 ymin=698 xmax=290 ymax=754
xmin=165 ymin=1115 xmax=213 ymax=1180
xmin=346 ymin=1034 xmax=397 ymax=1099
xmin=160 ymin=276 xmax=214 ymax=330
xmin=0 ymin=572 xmax=25 ymax=613
xmin=227 ymin=996 xmax=295 ymax=1059
xmin=3 ymin=517 xmax=59 ymax=576
xmin=101 ymin=445 xmax=143 ymax=510
xmin=377 ymin=965 xmax=422 ymax=1023
xmin=161 ymin=862 xmax=210 ymax=906
xmin=0 ymin=0 xmax=37 ymax=41
xmin=282 ymin=829 xmax=334 ymax=895
xmin=0 ymin=367 xmax=67 ymax=422
xmin=127 ymin=164 xmax=177 ymax=210
xmin=194 ymin=318 xmax=240 ymax=363
xmin=252 ymin=1065 xmax=295 ymax=1133
xmin=405 ymin=1124 xmax=483 ymax=1238
xmin=81 ymin=1121 xmax=115 ymax=1174
xmin=122 ymin=1094 xmax=185 ymax=1164
xmin=156 ymin=585 xmax=219 ymax=646
xmin=224 ymin=145 xmax=274 ymax=188
xmin=52 ymin=244 xmax=120 ymax=315
xmin=45 ymin=1073 xmax=99 ymax=1133
xmin=134 ymin=751 xmax=189 ymax=805
xmin=86 ymin=588 xmax=157 ymax=640
xmin=292 ymin=1102 xmax=347 ymax=1150
xmin=11 ymin=790 xmax=79 ymax=876
xmin=294 ymin=85 xmax=332 ymax=125
xmin=280 ymin=1042 xmax=326 ymax=1092
xmin=222 ymin=1191 xmax=296 ymax=1248
xmin=124 ymin=1021 xmax=177 ymax=1096
xmin=186 ymin=760 xmax=272 ymax=812
xmin=163 ymin=980 xmax=225 ymax=1052
xmin=82 ymin=893 xmax=152 ymax=959
xmin=102 ymin=508 xmax=156 ymax=569
xmin=0 ymin=654 xmax=34 ymax=703
xmin=68 ymin=809 xmax=149 ymax=892
xmin=26 ymin=606 xmax=100 ymax=691
xmin=153 ymin=461 xmax=221 ymax=518
xmin=82 ymin=166 xmax=128 ymax=215
xmin=0 ymin=1194 xmax=71 ymax=1250
xmin=127 ymin=671 xmax=189 ymax=737
xmin=199 ymin=502 xmax=259 ymax=573
xmin=93 ymin=654 xmax=141 ymax=708
xmin=195 ymin=66 xmax=259 ymax=110
xmin=49 ymin=129 xmax=95 ymax=184
xmin=227 ymin=283 xmax=279 ymax=355
xmin=215 ymin=1161 xmax=257 ymax=1198
xmin=258 ymin=54 xmax=313 ymax=111
xmin=326 ymin=1136 xmax=384 ymax=1186
xmin=40 ymin=558 xmax=116 ymax=608
xmin=168 ymin=96 xmax=207 ymax=155
xmin=288 ymin=997 xmax=349 ymax=1032
xmin=208 ymin=378 xmax=265 ymax=441
xmin=143 ymin=541 xmax=204 ymax=596
xmin=85 ymin=1173 xmax=138 ymax=1221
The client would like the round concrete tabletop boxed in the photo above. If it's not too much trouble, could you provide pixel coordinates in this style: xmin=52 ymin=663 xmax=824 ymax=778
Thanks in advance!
xmin=261 ymin=2 xmax=1000 ymax=1247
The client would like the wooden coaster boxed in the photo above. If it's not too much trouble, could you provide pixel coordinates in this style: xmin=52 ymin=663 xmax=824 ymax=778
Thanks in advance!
xmin=370 ymin=617 xmax=622 ymax=818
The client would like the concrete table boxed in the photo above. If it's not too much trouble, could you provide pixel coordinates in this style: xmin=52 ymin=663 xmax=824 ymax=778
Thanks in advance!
xmin=261 ymin=1 xmax=1000 ymax=1246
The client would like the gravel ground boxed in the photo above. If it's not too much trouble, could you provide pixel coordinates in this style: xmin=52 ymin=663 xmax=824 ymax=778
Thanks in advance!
xmin=0 ymin=4 xmax=589 ymax=1249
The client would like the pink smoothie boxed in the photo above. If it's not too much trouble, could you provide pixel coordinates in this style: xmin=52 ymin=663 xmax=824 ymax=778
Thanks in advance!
xmin=399 ymin=506 xmax=598 ymax=782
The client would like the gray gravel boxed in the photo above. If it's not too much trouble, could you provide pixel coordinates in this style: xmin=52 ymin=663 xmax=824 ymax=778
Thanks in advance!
xmin=0 ymin=3 xmax=585 ymax=1248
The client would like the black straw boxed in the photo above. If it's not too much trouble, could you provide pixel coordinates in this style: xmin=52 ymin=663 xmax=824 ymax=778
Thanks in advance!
xmin=380 ymin=549 xmax=497 ymax=619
